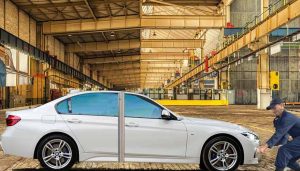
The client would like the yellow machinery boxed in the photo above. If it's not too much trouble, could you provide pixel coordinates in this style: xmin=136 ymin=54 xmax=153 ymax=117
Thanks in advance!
xmin=270 ymin=71 xmax=279 ymax=90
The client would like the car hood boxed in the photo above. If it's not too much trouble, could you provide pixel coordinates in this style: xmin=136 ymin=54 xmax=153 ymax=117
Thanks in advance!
xmin=181 ymin=116 xmax=250 ymax=132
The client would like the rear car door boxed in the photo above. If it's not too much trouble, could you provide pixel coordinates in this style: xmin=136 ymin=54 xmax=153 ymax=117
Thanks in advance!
xmin=56 ymin=92 xmax=119 ymax=158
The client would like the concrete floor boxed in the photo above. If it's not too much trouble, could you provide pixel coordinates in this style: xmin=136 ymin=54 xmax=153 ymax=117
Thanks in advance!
xmin=0 ymin=105 xmax=298 ymax=171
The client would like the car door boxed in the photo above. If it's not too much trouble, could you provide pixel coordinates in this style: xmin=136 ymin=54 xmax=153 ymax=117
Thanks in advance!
xmin=57 ymin=92 xmax=119 ymax=158
xmin=124 ymin=93 xmax=187 ymax=159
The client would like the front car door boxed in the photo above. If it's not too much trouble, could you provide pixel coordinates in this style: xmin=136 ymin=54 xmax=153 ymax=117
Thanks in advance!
xmin=124 ymin=93 xmax=187 ymax=160
xmin=56 ymin=92 xmax=119 ymax=159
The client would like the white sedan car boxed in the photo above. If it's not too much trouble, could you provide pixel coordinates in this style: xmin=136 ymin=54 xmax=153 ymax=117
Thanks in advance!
xmin=0 ymin=91 xmax=259 ymax=171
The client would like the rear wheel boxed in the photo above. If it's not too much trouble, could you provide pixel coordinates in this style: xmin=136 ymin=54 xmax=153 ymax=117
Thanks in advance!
xmin=37 ymin=135 xmax=77 ymax=170
xmin=202 ymin=136 xmax=242 ymax=171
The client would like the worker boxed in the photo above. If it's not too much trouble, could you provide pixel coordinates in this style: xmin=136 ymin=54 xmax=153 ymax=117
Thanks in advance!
xmin=257 ymin=98 xmax=300 ymax=171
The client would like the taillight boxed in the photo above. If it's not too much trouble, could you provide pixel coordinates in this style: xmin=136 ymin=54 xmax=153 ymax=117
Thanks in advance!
xmin=6 ymin=115 xmax=21 ymax=126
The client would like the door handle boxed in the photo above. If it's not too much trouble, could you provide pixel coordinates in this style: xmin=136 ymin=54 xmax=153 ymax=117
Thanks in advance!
xmin=125 ymin=122 xmax=139 ymax=127
xmin=66 ymin=118 xmax=82 ymax=123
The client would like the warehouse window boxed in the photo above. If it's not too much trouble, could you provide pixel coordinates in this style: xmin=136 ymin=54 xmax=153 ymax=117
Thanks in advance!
xmin=125 ymin=94 xmax=162 ymax=119
xmin=19 ymin=51 xmax=28 ymax=73
xmin=71 ymin=93 xmax=119 ymax=116
xmin=10 ymin=48 xmax=17 ymax=69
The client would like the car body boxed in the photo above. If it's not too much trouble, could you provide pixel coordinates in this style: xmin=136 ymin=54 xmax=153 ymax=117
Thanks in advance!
xmin=0 ymin=91 xmax=260 ymax=170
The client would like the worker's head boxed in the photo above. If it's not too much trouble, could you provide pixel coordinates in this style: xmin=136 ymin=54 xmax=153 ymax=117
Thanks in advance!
xmin=266 ymin=98 xmax=285 ymax=117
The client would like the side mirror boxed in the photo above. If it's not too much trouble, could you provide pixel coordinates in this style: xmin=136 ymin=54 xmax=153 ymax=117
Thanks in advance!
xmin=161 ymin=109 xmax=171 ymax=120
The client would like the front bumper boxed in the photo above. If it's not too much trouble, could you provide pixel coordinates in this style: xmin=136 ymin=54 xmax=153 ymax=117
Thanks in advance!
xmin=242 ymin=146 xmax=261 ymax=165
xmin=250 ymin=147 xmax=261 ymax=164
xmin=240 ymin=137 xmax=260 ymax=165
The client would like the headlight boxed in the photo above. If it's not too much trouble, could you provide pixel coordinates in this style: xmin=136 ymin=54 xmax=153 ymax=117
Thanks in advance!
xmin=241 ymin=132 xmax=259 ymax=141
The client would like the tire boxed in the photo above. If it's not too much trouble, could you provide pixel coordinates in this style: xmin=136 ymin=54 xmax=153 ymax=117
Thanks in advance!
xmin=37 ymin=134 xmax=77 ymax=170
xmin=202 ymin=136 xmax=242 ymax=171
xmin=199 ymin=160 xmax=208 ymax=170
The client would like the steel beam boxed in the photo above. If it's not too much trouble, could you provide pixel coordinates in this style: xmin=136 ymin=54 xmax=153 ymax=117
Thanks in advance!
xmin=92 ymin=61 xmax=180 ymax=71
xmin=141 ymin=52 xmax=189 ymax=60
xmin=66 ymin=39 xmax=140 ymax=53
xmin=108 ymin=78 xmax=169 ymax=82
xmin=144 ymin=0 xmax=221 ymax=6
xmin=84 ymin=55 xmax=140 ymax=64
xmin=166 ymin=0 xmax=300 ymax=88
xmin=42 ymin=15 xmax=225 ymax=35
xmin=141 ymin=15 xmax=225 ymax=29
xmin=224 ymin=0 xmax=235 ymax=6
xmin=107 ymin=75 xmax=172 ymax=80
xmin=141 ymin=39 xmax=205 ymax=48
xmin=141 ymin=47 xmax=191 ymax=53
xmin=83 ymin=53 xmax=189 ymax=64
xmin=18 ymin=0 xmax=127 ymax=9
xmin=99 ymin=68 xmax=177 ymax=75
xmin=42 ymin=15 xmax=140 ymax=35
xmin=146 ymin=0 xmax=215 ymax=15
xmin=105 ymin=72 xmax=172 ymax=77
xmin=67 ymin=39 xmax=203 ymax=53
xmin=113 ymin=80 xmax=165 ymax=85
xmin=84 ymin=0 xmax=97 ymax=21
xmin=93 ymin=63 xmax=140 ymax=71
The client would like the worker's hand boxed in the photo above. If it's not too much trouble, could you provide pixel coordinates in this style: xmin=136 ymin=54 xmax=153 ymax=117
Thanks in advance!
xmin=257 ymin=144 xmax=269 ymax=154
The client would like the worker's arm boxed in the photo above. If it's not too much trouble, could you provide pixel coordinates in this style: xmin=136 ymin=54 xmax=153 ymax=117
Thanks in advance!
xmin=258 ymin=135 xmax=289 ymax=153
xmin=274 ymin=134 xmax=289 ymax=146
xmin=266 ymin=115 xmax=297 ymax=149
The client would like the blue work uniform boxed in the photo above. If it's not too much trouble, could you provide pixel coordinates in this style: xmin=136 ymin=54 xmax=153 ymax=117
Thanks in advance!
xmin=266 ymin=110 xmax=300 ymax=170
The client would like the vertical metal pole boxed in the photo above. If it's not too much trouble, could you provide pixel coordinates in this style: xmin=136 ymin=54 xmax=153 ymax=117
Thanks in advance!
xmin=118 ymin=91 xmax=125 ymax=162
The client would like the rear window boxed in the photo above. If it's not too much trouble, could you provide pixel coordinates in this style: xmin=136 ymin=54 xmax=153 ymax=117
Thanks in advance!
xmin=56 ymin=99 xmax=69 ymax=114
xmin=55 ymin=93 xmax=119 ymax=117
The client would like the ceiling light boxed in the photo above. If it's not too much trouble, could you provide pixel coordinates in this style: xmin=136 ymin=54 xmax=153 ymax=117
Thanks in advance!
xmin=110 ymin=32 xmax=115 ymax=37
xmin=68 ymin=34 xmax=72 ymax=37
xmin=152 ymin=31 xmax=156 ymax=37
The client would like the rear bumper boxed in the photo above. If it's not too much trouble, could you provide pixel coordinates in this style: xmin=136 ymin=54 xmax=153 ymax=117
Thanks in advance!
xmin=1 ymin=127 xmax=36 ymax=158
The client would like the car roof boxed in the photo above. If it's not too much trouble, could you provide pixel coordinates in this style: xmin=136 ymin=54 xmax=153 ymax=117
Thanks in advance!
xmin=67 ymin=90 xmax=140 ymax=96
xmin=64 ymin=90 xmax=152 ymax=100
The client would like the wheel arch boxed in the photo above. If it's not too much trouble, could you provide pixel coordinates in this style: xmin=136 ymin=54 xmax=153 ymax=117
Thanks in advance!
xmin=200 ymin=133 xmax=244 ymax=165
xmin=33 ymin=132 xmax=79 ymax=162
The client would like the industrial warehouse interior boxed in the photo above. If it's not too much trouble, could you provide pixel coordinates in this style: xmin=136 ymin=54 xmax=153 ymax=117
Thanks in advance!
xmin=0 ymin=0 xmax=300 ymax=170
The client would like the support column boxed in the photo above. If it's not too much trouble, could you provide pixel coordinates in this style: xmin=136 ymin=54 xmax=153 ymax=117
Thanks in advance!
xmin=173 ymin=86 xmax=177 ymax=100
xmin=104 ymin=79 xmax=108 ymax=89
xmin=220 ymin=70 xmax=228 ymax=89
xmin=199 ymin=46 xmax=205 ymax=90
xmin=188 ymin=50 xmax=195 ymax=69
xmin=219 ymin=69 xmax=230 ymax=101
xmin=199 ymin=78 xmax=205 ymax=89
xmin=226 ymin=4 xmax=230 ymax=24
xmin=257 ymin=0 xmax=271 ymax=109
xmin=188 ymin=79 xmax=194 ymax=100
xmin=257 ymin=39 xmax=271 ymax=109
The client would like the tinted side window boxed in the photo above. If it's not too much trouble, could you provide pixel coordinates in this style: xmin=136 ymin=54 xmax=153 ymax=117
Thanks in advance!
xmin=125 ymin=94 xmax=162 ymax=119
xmin=68 ymin=93 xmax=119 ymax=116
xmin=56 ymin=99 xmax=69 ymax=114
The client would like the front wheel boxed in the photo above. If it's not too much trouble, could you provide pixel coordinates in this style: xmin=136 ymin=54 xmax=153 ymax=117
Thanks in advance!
xmin=37 ymin=135 xmax=77 ymax=170
xmin=202 ymin=136 xmax=242 ymax=171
